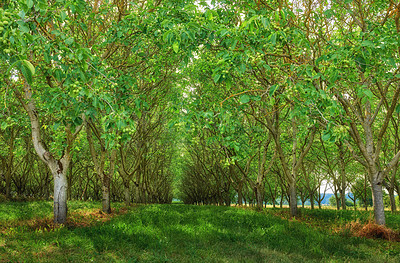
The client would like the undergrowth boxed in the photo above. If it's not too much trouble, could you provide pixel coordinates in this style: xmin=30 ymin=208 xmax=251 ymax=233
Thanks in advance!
xmin=0 ymin=203 xmax=399 ymax=262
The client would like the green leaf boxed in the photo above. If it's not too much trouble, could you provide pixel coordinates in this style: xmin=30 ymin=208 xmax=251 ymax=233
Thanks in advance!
xmin=1 ymin=122 xmax=8 ymax=130
xmin=6 ymin=59 xmax=34 ymax=84
xmin=213 ymin=73 xmax=221 ymax=83
xmin=172 ymin=41 xmax=179 ymax=53
xmin=163 ymin=30 xmax=172 ymax=43
xmin=73 ymin=117 xmax=83 ymax=126
xmin=226 ymin=79 xmax=232 ymax=89
xmin=396 ymin=104 xmax=400 ymax=114
xmin=231 ymin=39 xmax=238 ymax=50
xmin=253 ymin=96 xmax=261 ymax=101
xmin=388 ymin=57 xmax=396 ymax=68
xmin=19 ymin=24 xmax=30 ymax=34
xmin=65 ymin=38 xmax=74 ymax=45
xmin=136 ymin=110 xmax=142 ymax=119
xmin=269 ymin=85 xmax=278 ymax=96
xmin=261 ymin=16 xmax=269 ymax=28
xmin=363 ymin=89 xmax=373 ymax=99
xmin=322 ymin=132 xmax=331 ymax=141
xmin=270 ymin=33 xmax=277 ymax=45
xmin=220 ymin=29 xmax=229 ymax=37
xmin=27 ymin=0 xmax=33 ymax=9
xmin=22 ymin=60 xmax=35 ymax=76
xmin=274 ymin=11 xmax=279 ymax=22
xmin=324 ymin=9 xmax=334 ymax=19
xmin=361 ymin=40 xmax=374 ymax=47
xmin=116 ymin=119 xmax=125 ymax=129
xmin=240 ymin=94 xmax=250 ymax=104
xmin=60 ymin=11 xmax=67 ymax=21
xmin=204 ymin=111 xmax=213 ymax=118
xmin=20 ymin=64 xmax=33 ymax=84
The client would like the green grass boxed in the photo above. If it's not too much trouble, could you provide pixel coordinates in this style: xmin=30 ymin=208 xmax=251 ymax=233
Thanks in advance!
xmin=1 ymin=203 xmax=400 ymax=262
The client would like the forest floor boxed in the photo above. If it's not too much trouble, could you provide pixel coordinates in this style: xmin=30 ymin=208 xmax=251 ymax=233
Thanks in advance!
xmin=0 ymin=201 xmax=400 ymax=262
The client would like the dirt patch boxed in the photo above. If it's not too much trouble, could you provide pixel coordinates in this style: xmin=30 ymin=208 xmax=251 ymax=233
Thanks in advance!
xmin=66 ymin=207 xmax=129 ymax=228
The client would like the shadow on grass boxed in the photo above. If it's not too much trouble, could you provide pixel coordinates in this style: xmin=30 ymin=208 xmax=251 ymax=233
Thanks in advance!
xmin=3 ymin=204 xmax=400 ymax=262
xmin=66 ymin=205 xmax=379 ymax=262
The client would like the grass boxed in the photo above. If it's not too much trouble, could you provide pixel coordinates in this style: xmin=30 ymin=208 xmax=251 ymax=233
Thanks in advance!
xmin=0 ymin=202 xmax=399 ymax=262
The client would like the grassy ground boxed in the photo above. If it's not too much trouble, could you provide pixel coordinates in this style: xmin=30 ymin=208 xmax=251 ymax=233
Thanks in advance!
xmin=1 ymin=202 xmax=399 ymax=262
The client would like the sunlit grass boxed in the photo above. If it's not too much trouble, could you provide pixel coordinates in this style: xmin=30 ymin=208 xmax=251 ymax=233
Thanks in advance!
xmin=0 ymin=202 xmax=399 ymax=262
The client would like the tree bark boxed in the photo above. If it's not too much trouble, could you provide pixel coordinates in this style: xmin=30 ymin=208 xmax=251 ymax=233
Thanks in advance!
xmin=310 ymin=194 xmax=314 ymax=209
xmin=288 ymin=181 xmax=297 ymax=217
xmin=389 ymin=188 xmax=396 ymax=212
xmin=371 ymin=175 xmax=385 ymax=225
xmin=123 ymin=181 xmax=131 ymax=205
xmin=53 ymin=168 xmax=68 ymax=223
xmin=335 ymin=193 xmax=340 ymax=210
xmin=14 ymin=82 xmax=82 ymax=224
xmin=387 ymin=165 xmax=398 ymax=212
xmin=5 ymin=162 xmax=12 ymax=199
xmin=338 ymin=143 xmax=347 ymax=210
xmin=255 ymin=183 xmax=264 ymax=209
xmin=102 ymin=173 xmax=111 ymax=213
xmin=5 ymin=131 xmax=14 ymax=199
xmin=85 ymin=119 xmax=116 ymax=214
xmin=237 ymin=183 xmax=243 ymax=206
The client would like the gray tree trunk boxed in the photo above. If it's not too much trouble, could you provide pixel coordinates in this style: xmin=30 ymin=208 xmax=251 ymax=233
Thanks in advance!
xmin=53 ymin=169 xmax=68 ymax=223
xmin=14 ymin=82 xmax=82 ymax=224
xmin=389 ymin=189 xmax=396 ymax=212
xmin=102 ymin=173 xmax=111 ymax=213
xmin=288 ymin=182 xmax=297 ymax=218
xmin=371 ymin=176 xmax=385 ymax=225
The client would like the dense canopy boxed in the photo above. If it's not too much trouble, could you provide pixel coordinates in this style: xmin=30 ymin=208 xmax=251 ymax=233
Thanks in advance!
xmin=1 ymin=0 xmax=400 ymax=226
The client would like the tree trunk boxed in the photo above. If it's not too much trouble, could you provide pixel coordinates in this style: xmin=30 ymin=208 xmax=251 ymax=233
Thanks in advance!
xmin=338 ymin=142 xmax=347 ymax=210
xmin=280 ymin=188 xmax=284 ymax=208
xmin=389 ymin=188 xmax=396 ymax=212
xmin=255 ymin=183 xmax=264 ymax=209
xmin=4 ymin=128 xmax=16 ymax=200
xmin=310 ymin=194 xmax=314 ymax=209
xmin=371 ymin=175 xmax=385 ymax=225
xmin=86 ymin=119 xmax=116 ymax=214
xmin=288 ymin=182 xmax=297 ymax=217
xmin=237 ymin=185 xmax=243 ymax=206
xmin=5 ymin=168 xmax=12 ymax=199
xmin=123 ymin=182 xmax=131 ymax=205
xmin=102 ymin=173 xmax=111 ymax=213
xmin=53 ymin=170 xmax=68 ymax=224
xmin=388 ymin=166 xmax=398 ymax=212
xmin=340 ymin=189 xmax=346 ymax=210
xmin=335 ymin=193 xmax=340 ymax=210
xmin=14 ymin=83 xmax=82 ymax=224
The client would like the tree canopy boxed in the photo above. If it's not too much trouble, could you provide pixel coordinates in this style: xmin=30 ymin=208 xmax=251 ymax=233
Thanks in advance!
xmin=1 ymin=0 xmax=400 ymax=225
